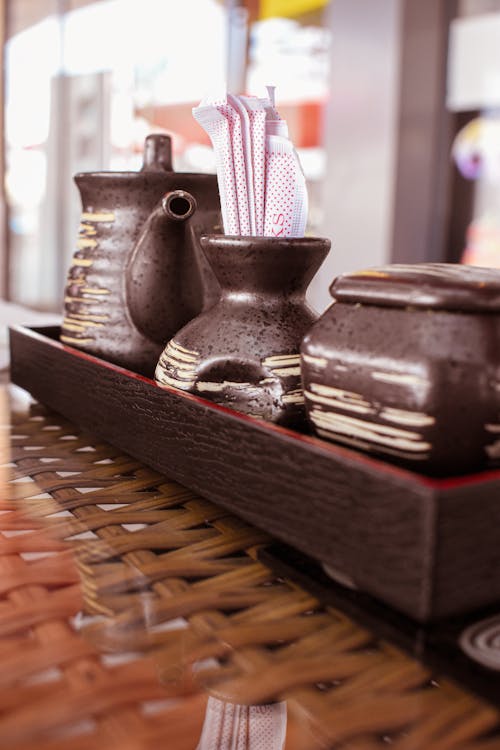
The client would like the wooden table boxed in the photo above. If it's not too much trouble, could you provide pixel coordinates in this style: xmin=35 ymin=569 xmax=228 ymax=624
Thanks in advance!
xmin=0 ymin=384 xmax=499 ymax=750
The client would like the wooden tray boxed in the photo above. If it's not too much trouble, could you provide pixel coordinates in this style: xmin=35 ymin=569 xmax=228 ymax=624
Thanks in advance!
xmin=9 ymin=324 xmax=500 ymax=623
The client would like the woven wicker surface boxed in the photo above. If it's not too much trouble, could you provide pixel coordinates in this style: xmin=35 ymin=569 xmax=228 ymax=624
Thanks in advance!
xmin=0 ymin=385 xmax=499 ymax=750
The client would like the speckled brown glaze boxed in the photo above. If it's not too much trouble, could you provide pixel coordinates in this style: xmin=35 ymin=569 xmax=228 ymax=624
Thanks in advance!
xmin=301 ymin=263 xmax=500 ymax=474
xmin=156 ymin=235 xmax=330 ymax=428
xmin=61 ymin=134 xmax=221 ymax=376
xmin=333 ymin=263 xmax=500 ymax=311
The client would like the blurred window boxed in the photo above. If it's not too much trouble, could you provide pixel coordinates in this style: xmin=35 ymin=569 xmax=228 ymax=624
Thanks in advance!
xmin=448 ymin=0 xmax=500 ymax=267
xmin=4 ymin=0 xmax=227 ymax=310
xmin=4 ymin=0 xmax=332 ymax=311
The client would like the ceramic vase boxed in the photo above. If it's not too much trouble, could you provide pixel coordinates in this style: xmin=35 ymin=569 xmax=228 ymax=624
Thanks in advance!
xmin=155 ymin=235 xmax=330 ymax=428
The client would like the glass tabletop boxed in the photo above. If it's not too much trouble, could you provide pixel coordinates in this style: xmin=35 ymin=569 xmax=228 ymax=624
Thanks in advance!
xmin=0 ymin=384 xmax=499 ymax=750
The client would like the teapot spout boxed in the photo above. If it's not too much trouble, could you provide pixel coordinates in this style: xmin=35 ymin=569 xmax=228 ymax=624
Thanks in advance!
xmin=162 ymin=190 xmax=197 ymax=221
xmin=126 ymin=193 xmax=220 ymax=346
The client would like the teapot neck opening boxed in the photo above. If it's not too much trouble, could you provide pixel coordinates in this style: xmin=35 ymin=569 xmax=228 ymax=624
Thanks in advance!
xmin=140 ymin=134 xmax=173 ymax=172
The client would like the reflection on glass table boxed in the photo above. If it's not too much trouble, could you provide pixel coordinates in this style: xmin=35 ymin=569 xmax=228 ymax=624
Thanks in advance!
xmin=0 ymin=385 xmax=499 ymax=749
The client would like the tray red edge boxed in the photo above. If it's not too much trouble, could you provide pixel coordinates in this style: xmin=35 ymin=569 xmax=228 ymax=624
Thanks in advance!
xmin=11 ymin=324 xmax=499 ymax=494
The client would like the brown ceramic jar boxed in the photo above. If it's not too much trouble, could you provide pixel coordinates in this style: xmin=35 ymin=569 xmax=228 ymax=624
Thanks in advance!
xmin=301 ymin=263 xmax=500 ymax=474
xmin=155 ymin=235 xmax=330 ymax=428
xmin=61 ymin=134 xmax=221 ymax=377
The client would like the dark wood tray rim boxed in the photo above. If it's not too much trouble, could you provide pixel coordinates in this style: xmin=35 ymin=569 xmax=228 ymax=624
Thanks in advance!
xmin=16 ymin=324 xmax=499 ymax=494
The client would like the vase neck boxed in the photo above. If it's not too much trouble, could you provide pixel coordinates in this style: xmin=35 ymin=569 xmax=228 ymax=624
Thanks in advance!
xmin=200 ymin=236 xmax=330 ymax=298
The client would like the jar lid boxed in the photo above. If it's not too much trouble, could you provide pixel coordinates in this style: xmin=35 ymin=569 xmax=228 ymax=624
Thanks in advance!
xmin=330 ymin=263 xmax=500 ymax=313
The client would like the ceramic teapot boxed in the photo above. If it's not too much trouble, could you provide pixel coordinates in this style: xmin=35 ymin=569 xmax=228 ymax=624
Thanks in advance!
xmin=61 ymin=134 xmax=221 ymax=376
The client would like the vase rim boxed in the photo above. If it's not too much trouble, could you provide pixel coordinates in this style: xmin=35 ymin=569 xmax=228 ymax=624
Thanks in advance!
xmin=74 ymin=171 xmax=216 ymax=181
xmin=201 ymin=234 xmax=331 ymax=248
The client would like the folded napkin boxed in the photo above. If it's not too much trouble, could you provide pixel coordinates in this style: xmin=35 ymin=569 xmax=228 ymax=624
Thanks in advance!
xmin=197 ymin=697 xmax=287 ymax=750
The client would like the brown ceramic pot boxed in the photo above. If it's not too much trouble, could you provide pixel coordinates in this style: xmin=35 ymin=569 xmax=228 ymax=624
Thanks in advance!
xmin=301 ymin=263 xmax=500 ymax=474
xmin=61 ymin=134 xmax=221 ymax=376
xmin=155 ymin=235 xmax=330 ymax=428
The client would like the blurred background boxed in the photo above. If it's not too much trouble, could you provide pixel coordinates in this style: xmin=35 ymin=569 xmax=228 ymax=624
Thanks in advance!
xmin=1 ymin=0 xmax=500 ymax=314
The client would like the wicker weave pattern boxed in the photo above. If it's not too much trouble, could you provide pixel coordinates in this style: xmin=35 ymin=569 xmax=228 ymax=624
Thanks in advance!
xmin=0 ymin=398 xmax=499 ymax=749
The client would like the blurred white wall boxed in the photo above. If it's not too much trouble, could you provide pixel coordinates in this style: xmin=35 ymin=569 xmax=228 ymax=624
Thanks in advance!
xmin=448 ymin=11 xmax=500 ymax=111
xmin=308 ymin=0 xmax=402 ymax=311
